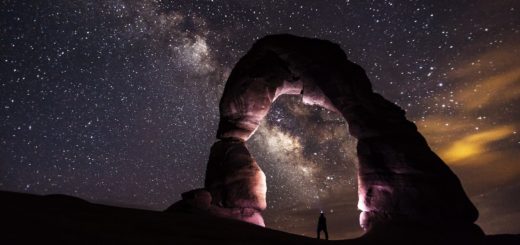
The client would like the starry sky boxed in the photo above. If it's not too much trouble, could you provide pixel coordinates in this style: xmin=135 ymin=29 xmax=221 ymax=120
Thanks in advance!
xmin=1 ymin=0 xmax=519 ymax=240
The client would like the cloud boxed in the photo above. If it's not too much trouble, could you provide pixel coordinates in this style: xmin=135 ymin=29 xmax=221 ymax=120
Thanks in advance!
xmin=417 ymin=115 xmax=475 ymax=147
xmin=417 ymin=42 xmax=520 ymax=166
xmin=445 ymin=43 xmax=520 ymax=111
xmin=455 ymin=67 xmax=520 ymax=111
xmin=438 ymin=125 xmax=514 ymax=163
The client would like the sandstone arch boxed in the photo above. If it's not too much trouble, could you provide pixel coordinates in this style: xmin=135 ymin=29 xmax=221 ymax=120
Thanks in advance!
xmin=172 ymin=34 xmax=480 ymax=235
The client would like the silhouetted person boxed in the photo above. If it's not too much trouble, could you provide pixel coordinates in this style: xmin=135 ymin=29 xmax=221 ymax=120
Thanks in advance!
xmin=317 ymin=211 xmax=329 ymax=240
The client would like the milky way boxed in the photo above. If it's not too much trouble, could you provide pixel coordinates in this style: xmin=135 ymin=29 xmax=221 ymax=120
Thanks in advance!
xmin=1 ymin=0 xmax=519 ymax=239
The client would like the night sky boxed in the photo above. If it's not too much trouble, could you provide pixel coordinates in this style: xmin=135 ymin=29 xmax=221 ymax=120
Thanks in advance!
xmin=1 ymin=0 xmax=519 ymax=239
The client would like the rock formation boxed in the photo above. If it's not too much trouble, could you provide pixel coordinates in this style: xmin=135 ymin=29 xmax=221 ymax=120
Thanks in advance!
xmin=170 ymin=34 xmax=481 ymax=237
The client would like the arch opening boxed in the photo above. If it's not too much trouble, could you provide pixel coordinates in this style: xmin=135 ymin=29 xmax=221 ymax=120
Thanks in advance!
xmin=247 ymin=96 xmax=359 ymax=237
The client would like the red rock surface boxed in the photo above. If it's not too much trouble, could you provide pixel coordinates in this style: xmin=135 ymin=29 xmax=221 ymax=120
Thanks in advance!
xmin=190 ymin=34 xmax=480 ymax=235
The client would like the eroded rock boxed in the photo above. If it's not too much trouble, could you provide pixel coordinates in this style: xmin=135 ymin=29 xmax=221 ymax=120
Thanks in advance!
xmin=167 ymin=188 xmax=265 ymax=226
xmin=204 ymin=139 xmax=267 ymax=212
xmin=176 ymin=34 xmax=480 ymax=234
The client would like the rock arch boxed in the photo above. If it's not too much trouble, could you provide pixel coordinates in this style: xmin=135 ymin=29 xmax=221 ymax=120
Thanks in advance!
xmin=171 ymin=34 xmax=480 ymax=234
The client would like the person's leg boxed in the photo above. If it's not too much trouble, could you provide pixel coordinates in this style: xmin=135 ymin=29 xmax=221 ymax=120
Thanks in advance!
xmin=317 ymin=229 xmax=320 ymax=239
xmin=324 ymin=228 xmax=329 ymax=240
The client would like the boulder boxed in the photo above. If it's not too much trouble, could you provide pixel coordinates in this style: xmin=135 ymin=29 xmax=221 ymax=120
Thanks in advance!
xmin=166 ymin=187 xmax=265 ymax=227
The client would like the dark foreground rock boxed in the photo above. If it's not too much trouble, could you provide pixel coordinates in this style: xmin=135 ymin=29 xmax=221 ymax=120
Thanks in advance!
xmin=0 ymin=191 xmax=518 ymax=245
